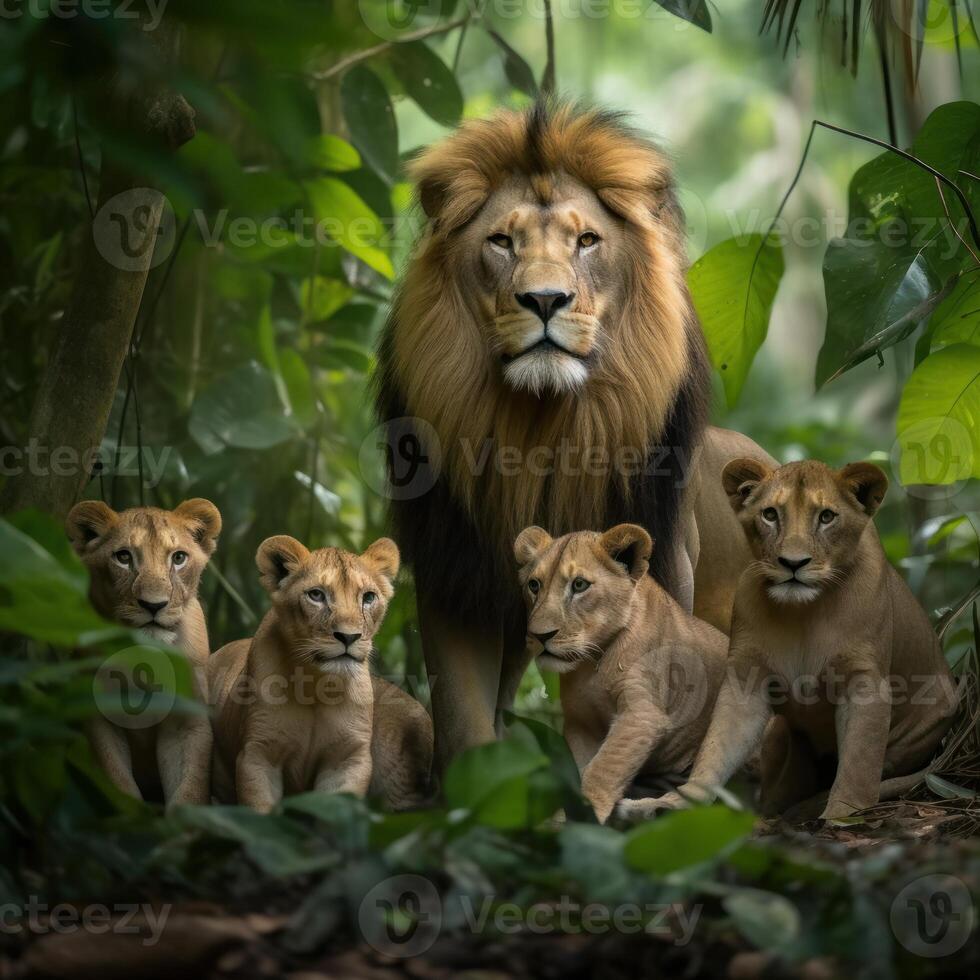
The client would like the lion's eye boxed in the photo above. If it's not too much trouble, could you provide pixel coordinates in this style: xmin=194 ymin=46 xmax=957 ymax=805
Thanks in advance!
xmin=578 ymin=231 xmax=600 ymax=248
xmin=113 ymin=549 xmax=132 ymax=566
xmin=819 ymin=509 xmax=837 ymax=525
xmin=172 ymin=551 xmax=188 ymax=567
xmin=307 ymin=588 xmax=326 ymax=604
xmin=362 ymin=591 xmax=378 ymax=607
xmin=487 ymin=233 xmax=512 ymax=250
xmin=762 ymin=508 xmax=778 ymax=524
xmin=528 ymin=578 xmax=540 ymax=596
xmin=571 ymin=577 xmax=591 ymax=594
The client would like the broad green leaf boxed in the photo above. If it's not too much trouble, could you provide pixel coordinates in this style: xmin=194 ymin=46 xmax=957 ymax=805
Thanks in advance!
xmin=624 ymin=805 xmax=755 ymax=876
xmin=389 ymin=41 xmax=463 ymax=128
xmin=305 ymin=134 xmax=361 ymax=172
xmin=189 ymin=361 xmax=299 ymax=454
xmin=925 ymin=773 xmax=978 ymax=799
xmin=653 ymin=0 xmax=713 ymax=32
xmin=300 ymin=276 xmax=354 ymax=322
xmin=723 ymin=888 xmax=801 ymax=953
xmin=930 ymin=273 xmax=980 ymax=349
xmin=486 ymin=30 xmax=538 ymax=97
xmin=443 ymin=739 xmax=548 ymax=817
xmin=341 ymin=65 xmax=399 ymax=184
xmin=688 ymin=233 xmax=784 ymax=407
xmin=305 ymin=177 xmax=394 ymax=279
xmin=896 ymin=344 xmax=980 ymax=483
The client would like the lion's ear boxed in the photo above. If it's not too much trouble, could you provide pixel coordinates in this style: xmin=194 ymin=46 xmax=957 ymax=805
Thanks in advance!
xmin=514 ymin=526 xmax=552 ymax=566
xmin=362 ymin=538 xmax=400 ymax=583
xmin=837 ymin=462 xmax=888 ymax=516
xmin=600 ymin=524 xmax=652 ymax=582
xmin=722 ymin=458 xmax=772 ymax=511
xmin=256 ymin=536 xmax=310 ymax=594
xmin=174 ymin=498 xmax=222 ymax=555
xmin=66 ymin=501 xmax=118 ymax=554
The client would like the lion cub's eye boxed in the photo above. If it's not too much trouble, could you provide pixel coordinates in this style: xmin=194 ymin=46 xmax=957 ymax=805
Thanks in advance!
xmin=487 ymin=233 xmax=512 ymax=250
xmin=761 ymin=507 xmax=778 ymax=524
xmin=571 ymin=577 xmax=591 ymax=594
xmin=362 ymin=591 xmax=378 ymax=607
xmin=578 ymin=231 xmax=600 ymax=248
xmin=819 ymin=509 xmax=837 ymax=525
xmin=306 ymin=588 xmax=326 ymax=604
xmin=528 ymin=578 xmax=541 ymax=596
xmin=113 ymin=549 xmax=132 ymax=566
xmin=172 ymin=551 xmax=188 ymax=567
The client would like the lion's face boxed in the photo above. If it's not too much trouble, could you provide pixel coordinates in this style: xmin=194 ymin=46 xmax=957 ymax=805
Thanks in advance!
xmin=66 ymin=499 xmax=221 ymax=643
xmin=461 ymin=177 xmax=624 ymax=395
xmin=723 ymin=458 xmax=888 ymax=605
xmin=256 ymin=536 xmax=399 ymax=675
xmin=514 ymin=524 xmax=651 ymax=673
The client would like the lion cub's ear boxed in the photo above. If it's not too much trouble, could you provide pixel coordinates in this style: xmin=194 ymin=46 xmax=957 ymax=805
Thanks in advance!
xmin=722 ymin=458 xmax=772 ymax=510
xmin=837 ymin=462 xmax=888 ymax=516
xmin=256 ymin=536 xmax=310 ymax=594
xmin=66 ymin=501 xmax=119 ymax=553
xmin=600 ymin=524 xmax=653 ymax=582
xmin=514 ymin=526 xmax=553 ymax=566
xmin=361 ymin=538 xmax=400 ymax=583
xmin=174 ymin=498 xmax=222 ymax=555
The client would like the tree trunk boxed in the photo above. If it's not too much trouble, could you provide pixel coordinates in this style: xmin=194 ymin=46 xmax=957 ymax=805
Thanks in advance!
xmin=0 ymin=34 xmax=195 ymax=521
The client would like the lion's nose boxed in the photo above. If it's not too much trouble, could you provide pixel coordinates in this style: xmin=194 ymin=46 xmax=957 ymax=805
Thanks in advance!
xmin=138 ymin=599 xmax=168 ymax=614
xmin=333 ymin=631 xmax=362 ymax=649
xmin=778 ymin=556 xmax=812 ymax=572
xmin=515 ymin=290 xmax=574 ymax=324
xmin=532 ymin=629 xmax=559 ymax=644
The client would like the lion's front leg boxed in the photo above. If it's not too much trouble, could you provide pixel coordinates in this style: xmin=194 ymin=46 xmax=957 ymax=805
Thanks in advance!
xmin=822 ymin=669 xmax=891 ymax=820
xmin=157 ymin=666 xmax=212 ymax=806
xmin=236 ymin=743 xmax=283 ymax=814
xmin=419 ymin=601 xmax=502 ymax=774
xmin=314 ymin=742 xmax=373 ymax=798
xmin=86 ymin=718 xmax=143 ymax=799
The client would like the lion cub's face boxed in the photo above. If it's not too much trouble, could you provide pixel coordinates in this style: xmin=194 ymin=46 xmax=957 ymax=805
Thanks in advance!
xmin=514 ymin=524 xmax=651 ymax=673
xmin=256 ymin=536 xmax=399 ymax=675
xmin=723 ymin=458 xmax=888 ymax=605
xmin=462 ymin=177 xmax=624 ymax=396
xmin=66 ymin=499 xmax=221 ymax=643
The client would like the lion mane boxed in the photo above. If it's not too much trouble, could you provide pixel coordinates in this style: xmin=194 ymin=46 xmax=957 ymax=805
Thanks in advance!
xmin=376 ymin=101 xmax=710 ymax=630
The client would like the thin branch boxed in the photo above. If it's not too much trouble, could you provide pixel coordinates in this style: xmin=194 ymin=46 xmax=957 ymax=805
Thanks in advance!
xmin=71 ymin=95 xmax=93 ymax=219
xmin=312 ymin=15 xmax=473 ymax=82
xmin=541 ymin=0 xmax=556 ymax=96
xmin=934 ymin=176 xmax=980 ymax=268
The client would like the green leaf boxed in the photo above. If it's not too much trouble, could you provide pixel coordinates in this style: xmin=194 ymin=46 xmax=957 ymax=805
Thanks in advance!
xmin=305 ymin=177 xmax=394 ymax=279
xmin=653 ymin=0 xmax=713 ymax=32
xmin=300 ymin=276 xmax=354 ymax=322
xmin=723 ymin=888 xmax=801 ymax=954
xmin=189 ymin=361 xmax=299 ymax=454
xmin=925 ymin=773 xmax=978 ymax=799
xmin=486 ymin=30 xmax=538 ymax=97
xmin=388 ymin=41 xmax=463 ymax=128
xmin=688 ymin=233 xmax=784 ymax=407
xmin=896 ymin=344 xmax=980 ymax=483
xmin=930 ymin=273 xmax=980 ymax=350
xmin=305 ymin=134 xmax=361 ymax=172
xmin=341 ymin=65 xmax=399 ymax=184
xmin=624 ymin=805 xmax=755 ymax=876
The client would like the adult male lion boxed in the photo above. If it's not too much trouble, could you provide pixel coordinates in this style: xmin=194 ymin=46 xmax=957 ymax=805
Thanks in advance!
xmin=377 ymin=102 xmax=773 ymax=769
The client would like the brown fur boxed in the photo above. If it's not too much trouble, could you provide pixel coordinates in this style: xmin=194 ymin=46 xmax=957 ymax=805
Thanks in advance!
xmin=208 ymin=537 xmax=432 ymax=812
xmin=515 ymin=524 xmax=728 ymax=823
xmin=635 ymin=460 xmax=958 ymax=821
xmin=66 ymin=499 xmax=221 ymax=806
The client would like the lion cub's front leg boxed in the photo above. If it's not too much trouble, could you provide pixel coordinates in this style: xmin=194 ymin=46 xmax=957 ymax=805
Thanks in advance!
xmin=87 ymin=718 xmax=142 ymax=799
xmin=314 ymin=741 xmax=373 ymax=798
xmin=157 ymin=666 xmax=212 ymax=806
xmin=237 ymin=743 xmax=284 ymax=814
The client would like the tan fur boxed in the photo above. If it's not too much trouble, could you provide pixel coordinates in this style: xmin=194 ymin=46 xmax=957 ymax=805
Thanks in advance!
xmin=635 ymin=460 xmax=958 ymax=821
xmin=66 ymin=499 xmax=221 ymax=806
xmin=208 ymin=537 xmax=431 ymax=812
xmin=515 ymin=524 xmax=727 ymax=824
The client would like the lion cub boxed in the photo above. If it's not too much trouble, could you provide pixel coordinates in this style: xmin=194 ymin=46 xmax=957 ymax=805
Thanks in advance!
xmin=646 ymin=459 xmax=958 ymax=821
xmin=208 ymin=536 xmax=432 ymax=812
xmin=514 ymin=524 xmax=728 ymax=824
xmin=66 ymin=499 xmax=221 ymax=806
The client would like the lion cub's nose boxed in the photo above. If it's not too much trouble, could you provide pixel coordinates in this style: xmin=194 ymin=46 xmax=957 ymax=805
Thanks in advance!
xmin=333 ymin=631 xmax=362 ymax=649
xmin=138 ymin=598 xmax=168 ymax=614
xmin=532 ymin=629 xmax=559 ymax=644
xmin=778 ymin=556 xmax=812 ymax=572
xmin=515 ymin=290 xmax=574 ymax=324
